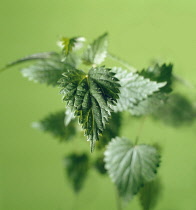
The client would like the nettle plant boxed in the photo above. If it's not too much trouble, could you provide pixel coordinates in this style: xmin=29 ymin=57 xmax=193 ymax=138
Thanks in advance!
xmin=2 ymin=33 xmax=196 ymax=209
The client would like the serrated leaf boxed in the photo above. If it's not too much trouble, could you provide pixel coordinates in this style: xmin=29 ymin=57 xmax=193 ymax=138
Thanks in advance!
xmin=32 ymin=110 xmax=76 ymax=141
xmin=112 ymin=67 xmax=166 ymax=113
xmin=64 ymin=153 xmax=89 ymax=193
xmin=59 ymin=66 xmax=120 ymax=151
xmin=140 ymin=63 xmax=173 ymax=93
xmin=83 ymin=33 xmax=108 ymax=65
xmin=104 ymin=137 xmax=160 ymax=201
xmin=139 ymin=178 xmax=162 ymax=210
xmin=58 ymin=36 xmax=86 ymax=55
xmin=21 ymin=54 xmax=74 ymax=86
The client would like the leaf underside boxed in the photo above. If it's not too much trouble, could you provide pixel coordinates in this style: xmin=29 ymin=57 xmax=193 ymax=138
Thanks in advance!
xmin=83 ymin=33 xmax=108 ymax=65
xmin=21 ymin=54 xmax=75 ymax=86
xmin=1 ymin=52 xmax=58 ymax=71
xmin=59 ymin=66 xmax=120 ymax=151
xmin=112 ymin=67 xmax=166 ymax=113
xmin=104 ymin=137 xmax=160 ymax=201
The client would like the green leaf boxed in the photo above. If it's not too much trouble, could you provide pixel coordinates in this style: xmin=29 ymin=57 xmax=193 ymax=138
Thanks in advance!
xmin=21 ymin=54 xmax=74 ymax=86
xmin=139 ymin=178 xmax=162 ymax=210
xmin=97 ymin=112 xmax=122 ymax=150
xmin=64 ymin=107 xmax=75 ymax=126
xmin=58 ymin=36 xmax=86 ymax=55
xmin=65 ymin=52 xmax=81 ymax=68
xmin=153 ymin=93 xmax=196 ymax=126
xmin=112 ymin=67 xmax=166 ymax=113
xmin=83 ymin=33 xmax=108 ymax=65
xmin=32 ymin=110 xmax=76 ymax=141
xmin=104 ymin=137 xmax=160 ymax=201
xmin=1 ymin=52 xmax=58 ymax=72
xmin=130 ymin=93 xmax=167 ymax=116
xmin=94 ymin=155 xmax=107 ymax=175
xmin=59 ymin=66 xmax=120 ymax=151
xmin=64 ymin=153 xmax=89 ymax=193
xmin=140 ymin=63 xmax=173 ymax=93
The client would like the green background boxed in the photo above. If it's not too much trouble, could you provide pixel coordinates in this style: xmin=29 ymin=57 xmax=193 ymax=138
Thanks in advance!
xmin=0 ymin=0 xmax=196 ymax=209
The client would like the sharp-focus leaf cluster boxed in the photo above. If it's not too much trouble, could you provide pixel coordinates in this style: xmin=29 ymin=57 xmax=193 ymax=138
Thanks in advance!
xmin=59 ymin=66 xmax=120 ymax=151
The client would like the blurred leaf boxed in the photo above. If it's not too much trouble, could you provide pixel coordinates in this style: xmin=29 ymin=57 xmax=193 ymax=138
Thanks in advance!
xmin=139 ymin=178 xmax=162 ymax=210
xmin=65 ymin=52 xmax=81 ymax=68
xmin=153 ymin=93 xmax=196 ymax=126
xmin=1 ymin=52 xmax=58 ymax=71
xmin=97 ymin=112 xmax=122 ymax=150
xmin=112 ymin=67 xmax=166 ymax=113
xmin=64 ymin=153 xmax=89 ymax=193
xmin=32 ymin=110 xmax=76 ymax=141
xmin=94 ymin=155 xmax=107 ymax=175
xmin=140 ymin=63 xmax=173 ymax=93
xmin=58 ymin=36 xmax=85 ymax=55
xmin=130 ymin=93 xmax=167 ymax=116
xmin=21 ymin=54 xmax=74 ymax=86
xmin=83 ymin=33 xmax=108 ymax=65
xmin=104 ymin=137 xmax=160 ymax=202
xmin=59 ymin=66 xmax=120 ymax=152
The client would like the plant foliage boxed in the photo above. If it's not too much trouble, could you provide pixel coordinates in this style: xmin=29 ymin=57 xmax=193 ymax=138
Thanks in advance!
xmin=64 ymin=153 xmax=89 ymax=193
xmin=83 ymin=33 xmax=108 ymax=65
xmin=139 ymin=178 xmax=162 ymax=210
xmin=32 ymin=110 xmax=76 ymax=141
xmin=112 ymin=67 xmax=166 ymax=113
xmin=104 ymin=137 xmax=160 ymax=201
xmin=58 ymin=66 xmax=120 ymax=151
xmin=2 ymin=32 xmax=195 ymax=208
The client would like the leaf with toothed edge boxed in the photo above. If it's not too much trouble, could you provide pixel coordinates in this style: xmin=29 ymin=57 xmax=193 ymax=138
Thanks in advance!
xmin=104 ymin=137 xmax=160 ymax=202
xmin=111 ymin=67 xmax=166 ymax=113
xmin=58 ymin=66 xmax=120 ymax=151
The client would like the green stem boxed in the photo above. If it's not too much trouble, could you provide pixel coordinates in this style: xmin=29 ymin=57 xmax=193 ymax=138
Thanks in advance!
xmin=135 ymin=116 xmax=146 ymax=144
xmin=115 ymin=188 xmax=123 ymax=210
xmin=173 ymin=74 xmax=195 ymax=89
xmin=71 ymin=193 xmax=79 ymax=210
xmin=107 ymin=53 xmax=136 ymax=72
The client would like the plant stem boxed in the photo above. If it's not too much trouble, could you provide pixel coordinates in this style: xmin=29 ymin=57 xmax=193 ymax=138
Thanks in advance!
xmin=135 ymin=116 xmax=146 ymax=144
xmin=108 ymin=53 xmax=136 ymax=72
xmin=173 ymin=74 xmax=195 ymax=89
xmin=71 ymin=193 xmax=79 ymax=210
xmin=115 ymin=188 xmax=123 ymax=210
